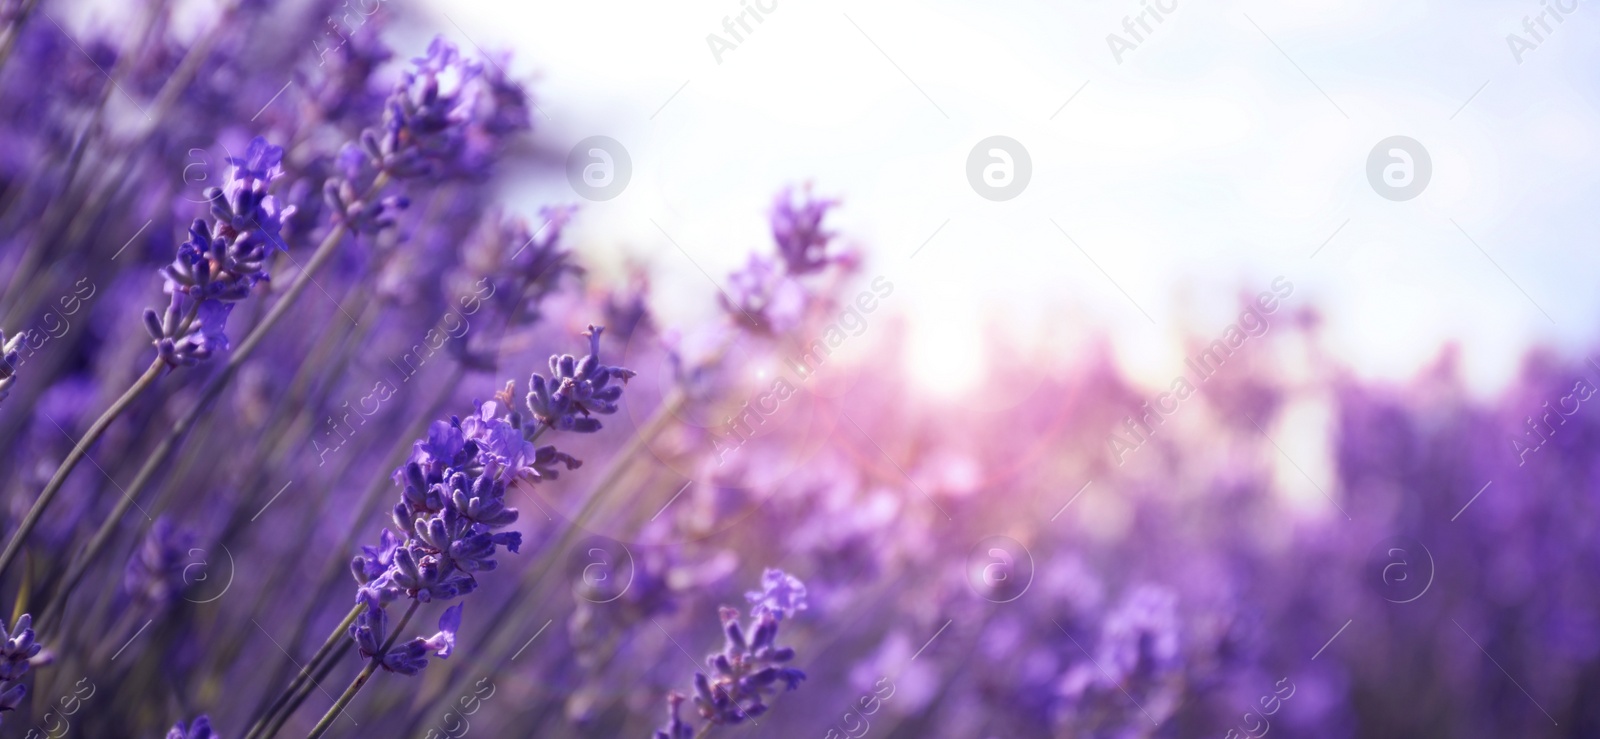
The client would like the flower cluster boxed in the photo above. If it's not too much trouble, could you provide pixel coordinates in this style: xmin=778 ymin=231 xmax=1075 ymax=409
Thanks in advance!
xmin=347 ymin=327 xmax=630 ymax=673
xmin=165 ymin=715 xmax=216 ymax=739
xmin=526 ymin=325 xmax=636 ymax=433
xmin=769 ymin=187 xmax=842 ymax=276
xmin=720 ymin=187 xmax=848 ymax=334
xmin=360 ymin=37 xmax=483 ymax=180
xmin=144 ymin=137 xmax=294 ymax=367
xmin=350 ymin=600 xmax=462 ymax=676
xmin=0 ymin=330 xmax=20 ymax=405
xmin=353 ymin=400 xmax=535 ymax=607
xmin=655 ymin=570 xmax=807 ymax=737
xmin=124 ymin=517 xmax=199 ymax=610
xmin=0 ymin=614 xmax=42 ymax=726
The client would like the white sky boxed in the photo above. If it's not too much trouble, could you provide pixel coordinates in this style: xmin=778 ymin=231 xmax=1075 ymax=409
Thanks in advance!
xmin=405 ymin=0 xmax=1596 ymax=396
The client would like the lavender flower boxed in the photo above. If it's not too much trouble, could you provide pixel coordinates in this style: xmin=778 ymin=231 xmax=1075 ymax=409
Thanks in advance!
xmin=359 ymin=36 xmax=483 ymax=179
xmin=744 ymin=567 xmax=807 ymax=620
xmin=525 ymin=325 xmax=636 ymax=433
xmin=124 ymin=517 xmax=199 ymax=609
xmin=0 ymin=330 xmax=20 ymax=405
xmin=653 ymin=693 xmax=696 ymax=739
xmin=349 ymin=327 xmax=630 ymax=670
xmin=720 ymin=255 xmax=806 ymax=334
xmin=165 ymin=715 xmax=217 ymax=739
xmin=0 ymin=613 xmax=41 ymax=727
xmin=145 ymin=136 xmax=294 ymax=367
xmin=769 ymin=186 xmax=842 ymax=276
xmin=655 ymin=572 xmax=807 ymax=737
xmin=350 ymin=599 xmax=461 ymax=675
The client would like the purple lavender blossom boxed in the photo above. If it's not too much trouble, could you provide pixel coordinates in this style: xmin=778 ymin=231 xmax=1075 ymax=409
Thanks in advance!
xmin=525 ymin=325 xmax=636 ymax=433
xmin=165 ymin=715 xmax=216 ymax=739
xmin=721 ymin=255 xmax=806 ymax=334
xmin=655 ymin=572 xmax=807 ymax=737
xmin=653 ymin=693 xmax=696 ymax=739
xmin=145 ymin=136 xmax=293 ymax=367
xmin=769 ymin=186 xmax=842 ymax=276
xmin=0 ymin=613 xmax=41 ymax=727
xmin=360 ymin=36 xmax=484 ymax=179
xmin=744 ymin=567 xmax=807 ymax=620
xmin=350 ymin=599 xmax=461 ymax=675
xmin=124 ymin=517 xmax=199 ymax=609
xmin=350 ymin=327 xmax=630 ymax=672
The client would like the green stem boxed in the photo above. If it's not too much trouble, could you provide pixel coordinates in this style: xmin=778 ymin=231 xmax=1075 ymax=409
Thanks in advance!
xmin=243 ymin=602 xmax=365 ymax=739
xmin=0 ymin=356 xmax=165 ymax=578
xmin=304 ymin=599 xmax=421 ymax=739
xmin=261 ymin=638 xmax=352 ymax=739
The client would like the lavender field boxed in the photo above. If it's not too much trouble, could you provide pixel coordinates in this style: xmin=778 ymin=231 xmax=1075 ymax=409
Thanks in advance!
xmin=0 ymin=1 xmax=1596 ymax=737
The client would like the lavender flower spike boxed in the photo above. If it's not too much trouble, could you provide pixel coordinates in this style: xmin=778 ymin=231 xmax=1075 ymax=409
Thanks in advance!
xmin=0 ymin=613 xmax=43 ymax=728
xmin=769 ymin=186 xmax=841 ymax=276
xmin=166 ymin=715 xmax=217 ymax=739
xmin=526 ymin=325 xmax=636 ymax=433
xmin=745 ymin=568 xmax=808 ymax=620
xmin=360 ymin=36 xmax=484 ymax=179
xmin=655 ymin=572 xmax=807 ymax=737
xmin=145 ymin=136 xmax=294 ymax=367
xmin=0 ymin=329 xmax=21 ymax=405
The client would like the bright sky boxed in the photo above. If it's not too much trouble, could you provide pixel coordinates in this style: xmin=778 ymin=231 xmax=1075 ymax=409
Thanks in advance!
xmin=396 ymin=1 xmax=1597 ymax=396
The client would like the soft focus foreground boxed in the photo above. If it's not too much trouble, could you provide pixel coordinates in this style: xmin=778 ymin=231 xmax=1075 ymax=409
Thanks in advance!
xmin=0 ymin=2 xmax=1596 ymax=738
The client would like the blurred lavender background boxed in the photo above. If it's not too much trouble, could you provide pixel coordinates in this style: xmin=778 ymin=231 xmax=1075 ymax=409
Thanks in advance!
xmin=0 ymin=0 xmax=1597 ymax=737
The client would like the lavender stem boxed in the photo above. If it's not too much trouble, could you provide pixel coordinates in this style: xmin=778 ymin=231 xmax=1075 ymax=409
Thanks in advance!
xmin=37 ymin=172 xmax=393 ymax=632
xmin=0 ymin=356 xmax=166 ymax=578
xmin=303 ymin=598 xmax=421 ymax=739
xmin=243 ymin=602 xmax=365 ymax=739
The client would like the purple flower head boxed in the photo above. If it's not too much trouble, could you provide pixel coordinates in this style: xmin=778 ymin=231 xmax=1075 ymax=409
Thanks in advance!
xmin=165 ymin=715 xmax=216 ymax=739
xmin=0 ymin=330 xmax=21 ymax=405
xmin=0 ymin=614 xmax=40 ymax=682
xmin=124 ymin=517 xmax=199 ymax=608
xmin=745 ymin=568 xmax=808 ymax=620
xmin=424 ymin=602 xmax=462 ymax=659
xmin=658 ymin=570 xmax=807 ymax=735
xmin=147 ymin=135 xmax=291 ymax=367
xmin=0 ymin=680 xmax=23 ymax=717
xmin=652 ymin=693 xmax=696 ymax=739
xmin=691 ymin=607 xmax=806 ymax=726
xmin=721 ymin=255 xmax=806 ymax=335
xmin=351 ymin=528 xmax=403 ymax=585
xmin=526 ymin=325 xmax=636 ymax=433
xmin=360 ymin=36 xmax=484 ymax=179
xmin=350 ymin=598 xmax=461 ymax=676
xmin=769 ymin=186 xmax=842 ymax=276
xmin=146 ymin=295 xmax=234 ymax=367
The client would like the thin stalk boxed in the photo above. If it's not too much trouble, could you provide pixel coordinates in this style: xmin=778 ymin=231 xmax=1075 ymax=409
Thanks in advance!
xmin=304 ymin=598 xmax=421 ymax=739
xmin=0 ymin=357 xmax=165 ymax=578
xmin=36 ymin=172 xmax=392 ymax=631
xmin=243 ymin=603 xmax=364 ymax=739
xmin=262 ymin=638 xmax=353 ymax=739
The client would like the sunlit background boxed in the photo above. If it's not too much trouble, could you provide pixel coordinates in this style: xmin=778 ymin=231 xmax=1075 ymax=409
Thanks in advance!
xmin=399 ymin=0 xmax=1600 ymax=398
